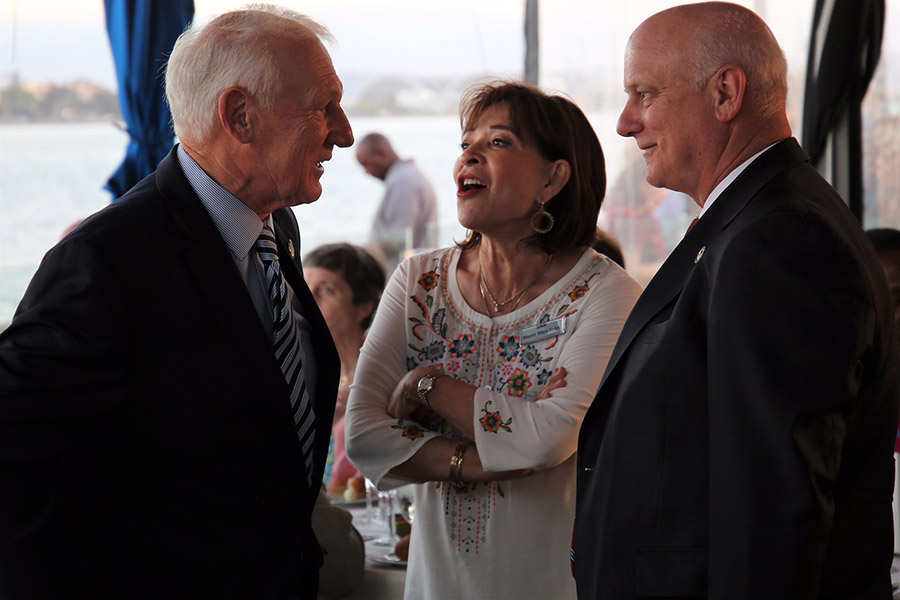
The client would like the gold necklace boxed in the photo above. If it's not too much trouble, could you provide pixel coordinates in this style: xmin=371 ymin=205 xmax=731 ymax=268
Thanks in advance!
xmin=478 ymin=252 xmax=554 ymax=314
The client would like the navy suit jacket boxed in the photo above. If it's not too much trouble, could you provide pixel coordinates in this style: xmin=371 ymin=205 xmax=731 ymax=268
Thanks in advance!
xmin=575 ymin=139 xmax=898 ymax=599
xmin=0 ymin=148 xmax=339 ymax=599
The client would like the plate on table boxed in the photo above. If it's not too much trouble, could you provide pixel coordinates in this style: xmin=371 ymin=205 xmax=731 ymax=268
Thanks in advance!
xmin=368 ymin=553 xmax=407 ymax=567
xmin=330 ymin=497 xmax=368 ymax=508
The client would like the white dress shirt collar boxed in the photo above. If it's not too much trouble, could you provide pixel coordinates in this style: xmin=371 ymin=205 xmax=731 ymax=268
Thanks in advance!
xmin=177 ymin=144 xmax=265 ymax=259
xmin=698 ymin=142 xmax=779 ymax=219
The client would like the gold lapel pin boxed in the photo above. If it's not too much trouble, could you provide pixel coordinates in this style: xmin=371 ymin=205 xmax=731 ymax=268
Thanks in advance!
xmin=695 ymin=246 xmax=706 ymax=263
xmin=288 ymin=239 xmax=296 ymax=259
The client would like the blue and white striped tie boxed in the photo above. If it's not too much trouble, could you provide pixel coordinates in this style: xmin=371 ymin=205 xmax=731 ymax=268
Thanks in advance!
xmin=255 ymin=224 xmax=316 ymax=483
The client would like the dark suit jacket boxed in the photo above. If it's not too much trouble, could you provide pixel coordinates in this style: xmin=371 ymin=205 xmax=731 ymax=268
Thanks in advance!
xmin=0 ymin=148 xmax=339 ymax=599
xmin=575 ymin=139 xmax=899 ymax=599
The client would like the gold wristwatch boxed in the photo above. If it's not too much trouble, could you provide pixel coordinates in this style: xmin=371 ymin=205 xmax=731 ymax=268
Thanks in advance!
xmin=416 ymin=373 xmax=443 ymax=409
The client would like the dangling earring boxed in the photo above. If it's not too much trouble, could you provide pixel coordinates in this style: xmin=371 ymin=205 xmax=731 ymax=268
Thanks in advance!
xmin=531 ymin=200 xmax=554 ymax=234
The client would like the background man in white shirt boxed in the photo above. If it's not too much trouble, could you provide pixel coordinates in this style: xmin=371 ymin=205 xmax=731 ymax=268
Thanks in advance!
xmin=356 ymin=132 xmax=438 ymax=271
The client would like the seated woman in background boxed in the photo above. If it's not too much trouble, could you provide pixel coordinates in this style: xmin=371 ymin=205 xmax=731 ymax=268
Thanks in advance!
xmin=303 ymin=242 xmax=386 ymax=499
xmin=346 ymin=81 xmax=642 ymax=599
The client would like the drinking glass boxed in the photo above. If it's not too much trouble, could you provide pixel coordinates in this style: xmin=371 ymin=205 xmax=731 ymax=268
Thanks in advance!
xmin=372 ymin=489 xmax=399 ymax=547
xmin=353 ymin=477 xmax=379 ymax=527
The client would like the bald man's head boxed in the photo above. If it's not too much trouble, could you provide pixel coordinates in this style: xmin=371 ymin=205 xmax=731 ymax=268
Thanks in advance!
xmin=634 ymin=2 xmax=788 ymax=119
xmin=617 ymin=2 xmax=792 ymax=202
xmin=356 ymin=133 xmax=399 ymax=181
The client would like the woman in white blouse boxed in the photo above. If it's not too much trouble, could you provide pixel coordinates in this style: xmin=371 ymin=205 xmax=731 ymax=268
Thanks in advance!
xmin=346 ymin=81 xmax=642 ymax=599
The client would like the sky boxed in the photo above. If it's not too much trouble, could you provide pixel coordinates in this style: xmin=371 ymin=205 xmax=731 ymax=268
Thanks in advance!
xmin=0 ymin=0 xmax=851 ymax=93
xmin=0 ymin=1 xmax=528 ymax=88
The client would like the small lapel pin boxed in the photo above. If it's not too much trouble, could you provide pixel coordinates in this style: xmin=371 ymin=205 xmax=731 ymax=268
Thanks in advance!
xmin=288 ymin=239 xmax=296 ymax=259
xmin=695 ymin=246 xmax=706 ymax=263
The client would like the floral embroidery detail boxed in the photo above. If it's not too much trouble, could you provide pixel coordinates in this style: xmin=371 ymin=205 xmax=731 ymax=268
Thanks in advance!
xmin=418 ymin=270 xmax=439 ymax=291
xmin=425 ymin=340 xmax=446 ymax=361
xmin=536 ymin=368 xmax=552 ymax=385
xmin=506 ymin=368 xmax=533 ymax=397
xmin=399 ymin=250 xmax=612 ymax=556
xmin=449 ymin=334 xmax=476 ymax=358
xmin=497 ymin=336 xmax=520 ymax=361
xmin=409 ymin=340 xmax=447 ymax=363
xmin=568 ymin=284 xmax=589 ymax=301
xmin=391 ymin=420 xmax=424 ymax=440
xmin=480 ymin=400 xmax=513 ymax=433
xmin=412 ymin=296 xmax=430 ymax=318
xmin=409 ymin=296 xmax=431 ymax=340
xmin=410 ymin=321 xmax=427 ymax=340
xmin=409 ymin=284 xmax=447 ymax=341
xmin=431 ymin=307 xmax=448 ymax=338
xmin=519 ymin=344 xmax=541 ymax=368
xmin=436 ymin=480 xmax=485 ymax=494
xmin=565 ymin=272 xmax=599 ymax=305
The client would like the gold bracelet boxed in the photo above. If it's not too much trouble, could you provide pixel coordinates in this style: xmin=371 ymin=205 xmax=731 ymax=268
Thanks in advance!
xmin=449 ymin=440 xmax=471 ymax=486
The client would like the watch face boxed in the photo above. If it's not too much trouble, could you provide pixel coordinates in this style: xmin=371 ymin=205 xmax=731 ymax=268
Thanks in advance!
xmin=418 ymin=376 xmax=434 ymax=394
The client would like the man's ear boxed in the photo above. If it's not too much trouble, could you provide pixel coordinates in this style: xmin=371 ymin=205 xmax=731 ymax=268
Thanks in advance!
xmin=218 ymin=86 xmax=253 ymax=143
xmin=711 ymin=65 xmax=746 ymax=123
xmin=542 ymin=159 xmax=572 ymax=202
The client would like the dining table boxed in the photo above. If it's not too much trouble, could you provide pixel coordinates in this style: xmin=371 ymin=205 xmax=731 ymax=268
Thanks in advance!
xmin=331 ymin=487 xmax=413 ymax=600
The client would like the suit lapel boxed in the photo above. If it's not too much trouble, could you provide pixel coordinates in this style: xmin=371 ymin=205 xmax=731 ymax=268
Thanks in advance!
xmin=155 ymin=149 xmax=285 ymax=392
xmin=599 ymin=139 xmax=810 ymax=387
xmin=155 ymin=149 xmax=339 ymax=489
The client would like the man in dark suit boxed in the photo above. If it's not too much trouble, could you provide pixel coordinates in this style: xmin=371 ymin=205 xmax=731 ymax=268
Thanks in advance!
xmin=574 ymin=3 xmax=899 ymax=598
xmin=0 ymin=6 xmax=352 ymax=598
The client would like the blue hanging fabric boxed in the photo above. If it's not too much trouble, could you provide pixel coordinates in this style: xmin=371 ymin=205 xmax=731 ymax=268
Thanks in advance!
xmin=103 ymin=0 xmax=195 ymax=200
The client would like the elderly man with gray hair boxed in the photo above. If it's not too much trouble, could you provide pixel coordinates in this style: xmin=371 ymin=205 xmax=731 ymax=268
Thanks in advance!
xmin=0 ymin=5 xmax=352 ymax=598
xmin=574 ymin=3 xmax=898 ymax=598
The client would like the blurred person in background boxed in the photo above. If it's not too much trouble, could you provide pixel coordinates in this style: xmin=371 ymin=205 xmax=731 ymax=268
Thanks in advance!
xmin=867 ymin=228 xmax=900 ymax=348
xmin=304 ymin=242 xmax=386 ymax=498
xmin=356 ymin=132 xmax=439 ymax=272
xmin=866 ymin=227 xmax=900 ymax=556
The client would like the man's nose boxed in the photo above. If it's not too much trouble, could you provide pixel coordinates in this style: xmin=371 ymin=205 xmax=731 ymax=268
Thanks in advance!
xmin=616 ymin=101 xmax=639 ymax=138
xmin=330 ymin=105 xmax=354 ymax=148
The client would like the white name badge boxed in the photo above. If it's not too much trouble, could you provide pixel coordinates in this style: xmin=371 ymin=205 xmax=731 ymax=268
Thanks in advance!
xmin=520 ymin=317 xmax=567 ymax=344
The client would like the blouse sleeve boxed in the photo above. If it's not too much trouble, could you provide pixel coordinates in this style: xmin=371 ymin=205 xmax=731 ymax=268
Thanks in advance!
xmin=474 ymin=266 xmax=642 ymax=472
xmin=345 ymin=258 xmax=439 ymax=489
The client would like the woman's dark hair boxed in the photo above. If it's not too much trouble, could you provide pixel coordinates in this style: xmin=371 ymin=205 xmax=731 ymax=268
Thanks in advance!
xmin=456 ymin=80 xmax=606 ymax=254
xmin=866 ymin=228 xmax=900 ymax=254
xmin=303 ymin=243 xmax=386 ymax=330
xmin=592 ymin=227 xmax=625 ymax=269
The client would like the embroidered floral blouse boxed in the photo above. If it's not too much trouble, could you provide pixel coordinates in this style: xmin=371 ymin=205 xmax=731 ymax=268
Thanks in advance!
xmin=346 ymin=247 xmax=641 ymax=600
